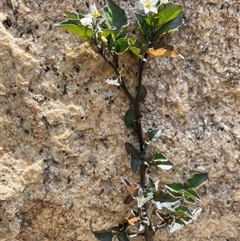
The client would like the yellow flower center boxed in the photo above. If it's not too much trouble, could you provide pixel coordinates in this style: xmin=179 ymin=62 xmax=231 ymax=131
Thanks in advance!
xmin=93 ymin=11 xmax=101 ymax=19
xmin=145 ymin=2 xmax=152 ymax=9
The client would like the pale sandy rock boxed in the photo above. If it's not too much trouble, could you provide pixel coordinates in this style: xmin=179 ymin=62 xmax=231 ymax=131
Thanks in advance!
xmin=0 ymin=0 xmax=240 ymax=241
xmin=0 ymin=185 xmax=16 ymax=200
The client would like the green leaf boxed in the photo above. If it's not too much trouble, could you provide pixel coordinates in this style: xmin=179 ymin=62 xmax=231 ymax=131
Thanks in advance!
xmin=54 ymin=20 xmax=94 ymax=41
xmin=117 ymin=231 xmax=129 ymax=241
xmin=124 ymin=142 xmax=135 ymax=155
xmin=63 ymin=11 xmax=79 ymax=20
xmin=131 ymin=152 xmax=142 ymax=173
xmin=128 ymin=39 xmax=146 ymax=60
xmin=103 ymin=0 xmax=128 ymax=33
xmin=186 ymin=173 xmax=208 ymax=189
xmin=184 ymin=189 xmax=201 ymax=202
xmin=148 ymin=129 xmax=161 ymax=142
xmin=115 ymin=32 xmax=127 ymax=40
xmin=155 ymin=3 xmax=183 ymax=26
xmin=139 ymin=85 xmax=147 ymax=100
xmin=153 ymin=153 xmax=173 ymax=170
xmin=172 ymin=206 xmax=193 ymax=222
xmin=165 ymin=183 xmax=185 ymax=193
xmin=158 ymin=12 xmax=183 ymax=34
xmin=124 ymin=109 xmax=135 ymax=128
xmin=129 ymin=46 xmax=144 ymax=60
xmin=153 ymin=190 xmax=181 ymax=209
xmin=170 ymin=219 xmax=184 ymax=233
xmin=92 ymin=230 xmax=113 ymax=241
xmin=135 ymin=13 xmax=151 ymax=36
xmin=124 ymin=143 xmax=144 ymax=173
xmin=146 ymin=175 xmax=155 ymax=190
xmin=114 ymin=38 xmax=129 ymax=54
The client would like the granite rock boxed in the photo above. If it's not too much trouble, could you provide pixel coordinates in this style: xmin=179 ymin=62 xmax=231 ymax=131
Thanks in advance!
xmin=0 ymin=0 xmax=239 ymax=241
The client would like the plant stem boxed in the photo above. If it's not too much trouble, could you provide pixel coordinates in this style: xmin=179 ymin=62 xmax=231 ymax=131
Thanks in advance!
xmin=99 ymin=45 xmax=154 ymax=240
xmin=95 ymin=44 xmax=135 ymax=103
xmin=135 ymin=58 xmax=154 ymax=241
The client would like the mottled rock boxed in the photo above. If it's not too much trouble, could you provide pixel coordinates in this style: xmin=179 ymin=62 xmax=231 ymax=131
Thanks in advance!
xmin=0 ymin=0 xmax=239 ymax=241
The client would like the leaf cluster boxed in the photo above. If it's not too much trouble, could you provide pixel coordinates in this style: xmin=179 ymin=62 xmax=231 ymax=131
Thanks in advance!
xmin=93 ymin=173 xmax=208 ymax=241
xmin=54 ymin=0 xmax=184 ymax=59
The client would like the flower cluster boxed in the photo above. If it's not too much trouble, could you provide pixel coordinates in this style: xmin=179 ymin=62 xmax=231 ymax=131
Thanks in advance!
xmin=80 ymin=0 xmax=169 ymax=27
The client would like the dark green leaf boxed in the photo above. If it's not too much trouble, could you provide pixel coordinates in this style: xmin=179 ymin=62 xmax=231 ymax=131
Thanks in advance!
xmin=124 ymin=109 xmax=135 ymax=128
xmin=124 ymin=143 xmax=144 ymax=173
xmin=114 ymin=38 xmax=129 ymax=54
xmin=135 ymin=13 xmax=151 ymax=36
xmin=153 ymin=153 xmax=173 ymax=170
xmin=54 ymin=20 xmax=94 ymax=41
xmin=186 ymin=173 xmax=208 ymax=189
xmin=131 ymin=154 xmax=142 ymax=173
xmin=165 ymin=183 xmax=185 ymax=193
xmin=139 ymin=85 xmax=147 ymax=100
xmin=184 ymin=189 xmax=201 ymax=202
xmin=103 ymin=0 xmax=128 ymax=33
xmin=153 ymin=190 xmax=181 ymax=209
xmin=148 ymin=129 xmax=161 ymax=141
xmin=124 ymin=142 xmax=135 ymax=155
xmin=146 ymin=175 xmax=155 ymax=190
xmin=115 ymin=32 xmax=127 ymax=40
xmin=158 ymin=12 xmax=183 ymax=34
xmin=117 ymin=231 xmax=129 ymax=241
xmin=183 ymin=194 xmax=195 ymax=203
xmin=92 ymin=230 xmax=113 ymax=241
xmin=110 ymin=226 xmax=121 ymax=233
xmin=167 ymin=190 xmax=183 ymax=198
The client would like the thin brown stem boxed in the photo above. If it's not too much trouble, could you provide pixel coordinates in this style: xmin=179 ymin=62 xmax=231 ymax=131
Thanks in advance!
xmin=94 ymin=43 xmax=135 ymax=103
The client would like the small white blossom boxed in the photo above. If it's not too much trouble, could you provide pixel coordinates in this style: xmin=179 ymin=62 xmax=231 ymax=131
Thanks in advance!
xmin=80 ymin=16 xmax=93 ymax=26
xmin=80 ymin=4 xmax=101 ymax=26
xmin=140 ymin=0 xmax=158 ymax=14
xmin=89 ymin=3 xmax=101 ymax=19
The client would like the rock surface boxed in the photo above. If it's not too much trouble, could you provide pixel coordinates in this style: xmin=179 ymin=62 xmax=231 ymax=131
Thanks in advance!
xmin=0 ymin=0 xmax=239 ymax=240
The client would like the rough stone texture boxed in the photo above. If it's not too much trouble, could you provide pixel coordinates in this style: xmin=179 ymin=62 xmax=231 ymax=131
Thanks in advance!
xmin=0 ymin=0 xmax=239 ymax=241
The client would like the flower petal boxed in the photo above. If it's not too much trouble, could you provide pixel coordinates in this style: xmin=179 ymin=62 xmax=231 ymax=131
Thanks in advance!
xmin=80 ymin=17 xmax=92 ymax=26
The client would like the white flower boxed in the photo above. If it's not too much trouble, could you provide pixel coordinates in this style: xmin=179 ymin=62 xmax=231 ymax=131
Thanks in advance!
xmin=80 ymin=4 xmax=101 ymax=26
xmin=140 ymin=0 xmax=158 ymax=14
xmin=89 ymin=3 xmax=101 ymax=19
xmin=80 ymin=16 xmax=93 ymax=26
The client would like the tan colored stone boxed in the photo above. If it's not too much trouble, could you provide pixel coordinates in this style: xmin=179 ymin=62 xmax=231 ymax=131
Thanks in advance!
xmin=0 ymin=0 xmax=240 ymax=240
